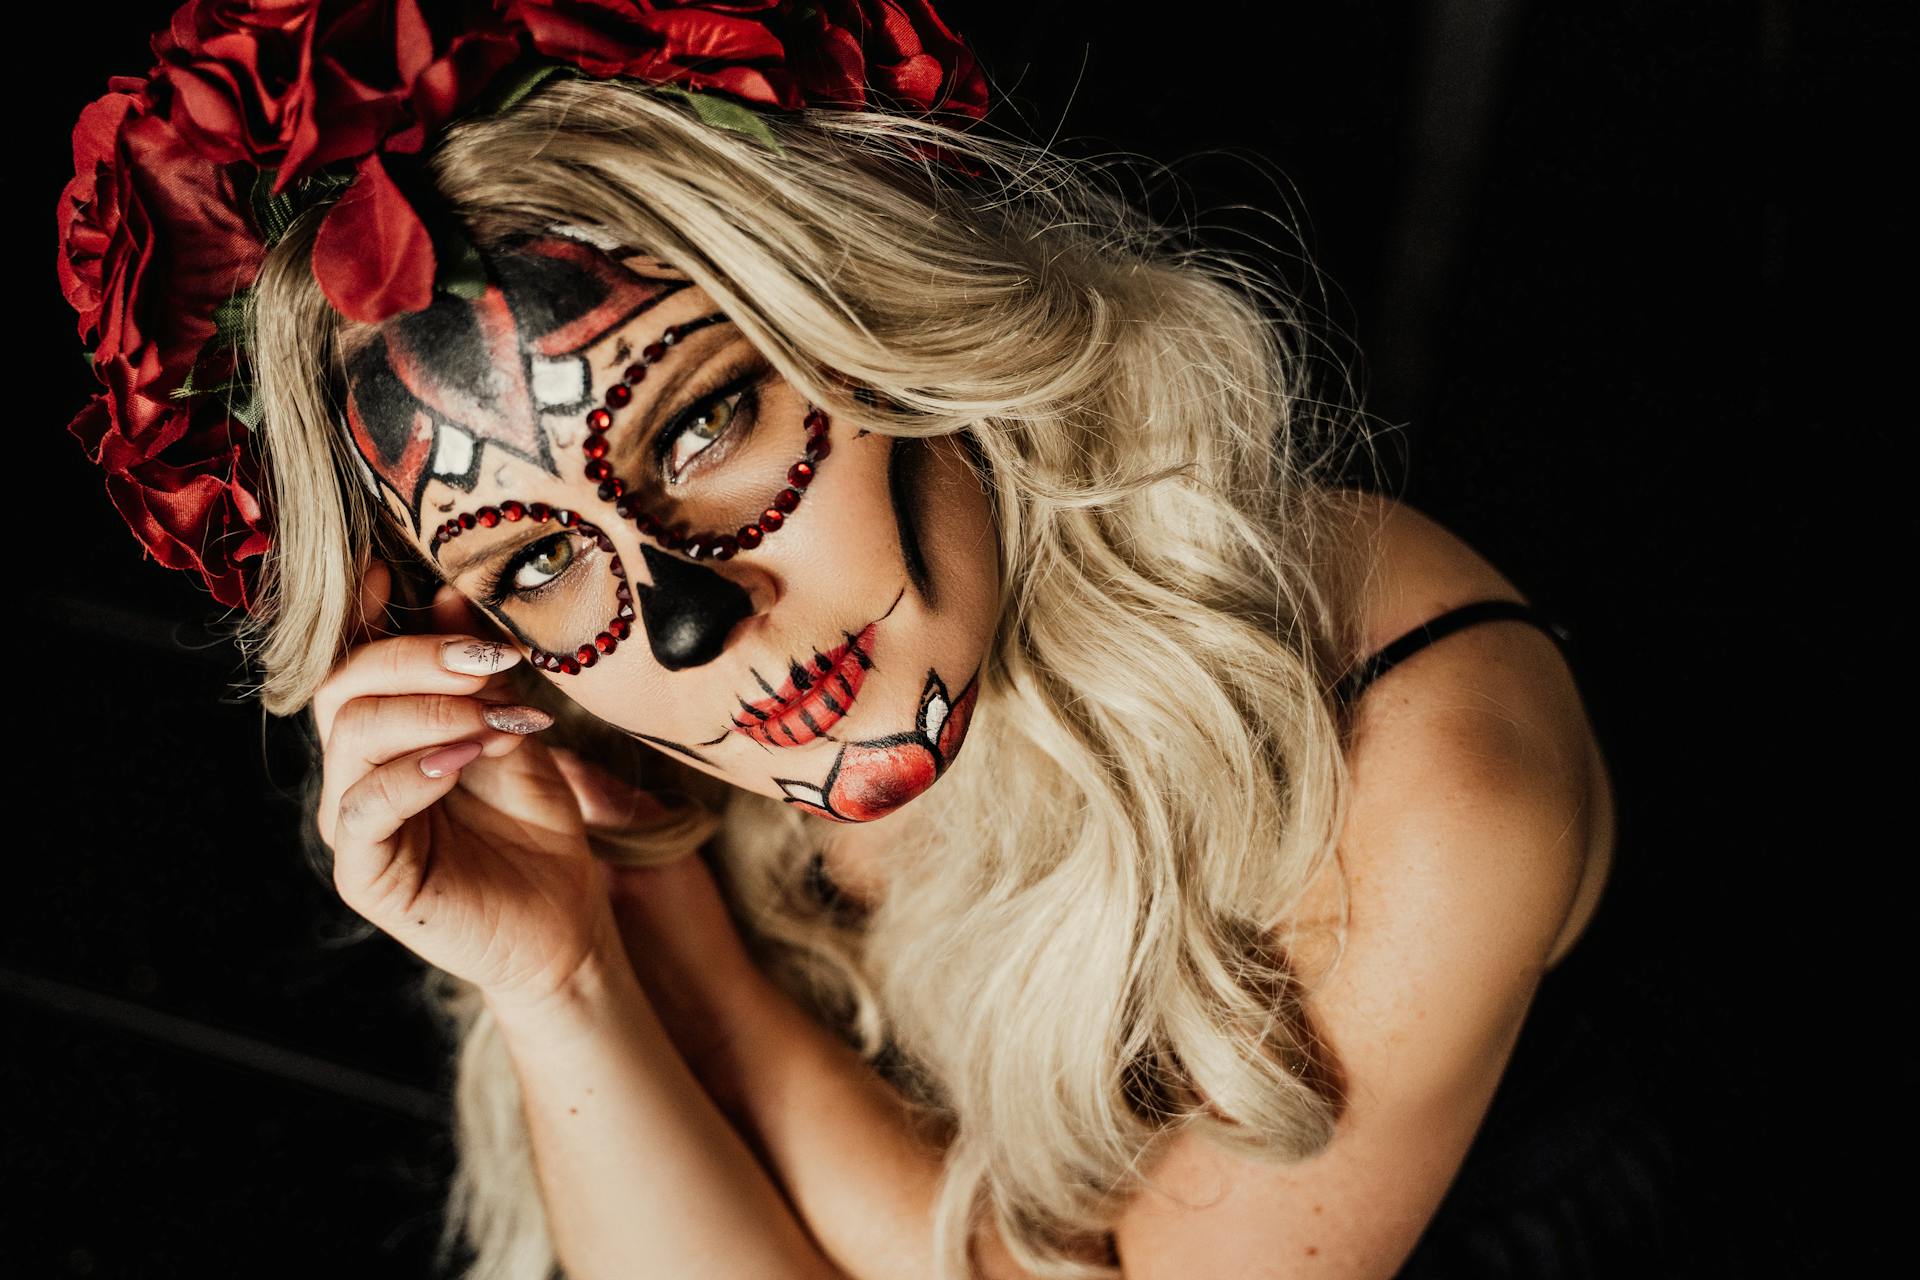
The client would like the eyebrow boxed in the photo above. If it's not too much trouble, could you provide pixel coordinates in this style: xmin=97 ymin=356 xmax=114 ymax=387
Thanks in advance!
xmin=431 ymin=326 xmax=735 ymax=581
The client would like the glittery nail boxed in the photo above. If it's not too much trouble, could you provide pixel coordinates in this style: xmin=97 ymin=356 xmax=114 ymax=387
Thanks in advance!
xmin=482 ymin=704 xmax=555 ymax=735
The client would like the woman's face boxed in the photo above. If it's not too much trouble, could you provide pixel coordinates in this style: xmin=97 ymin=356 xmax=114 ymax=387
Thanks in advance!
xmin=341 ymin=233 xmax=1001 ymax=825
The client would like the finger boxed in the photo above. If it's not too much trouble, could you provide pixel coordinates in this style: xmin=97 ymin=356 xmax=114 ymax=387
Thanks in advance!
xmin=329 ymin=742 xmax=476 ymax=922
xmin=317 ymin=691 xmax=547 ymax=848
xmin=312 ymin=631 xmax=524 ymax=758
xmin=548 ymin=744 xmax=674 ymax=832
xmin=430 ymin=583 xmax=523 ymax=696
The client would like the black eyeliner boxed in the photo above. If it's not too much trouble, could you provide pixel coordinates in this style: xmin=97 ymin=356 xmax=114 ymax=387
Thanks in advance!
xmin=650 ymin=358 xmax=770 ymax=478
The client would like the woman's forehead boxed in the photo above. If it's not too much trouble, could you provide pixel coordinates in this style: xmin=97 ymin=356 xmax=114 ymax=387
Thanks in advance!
xmin=341 ymin=236 xmax=713 ymax=538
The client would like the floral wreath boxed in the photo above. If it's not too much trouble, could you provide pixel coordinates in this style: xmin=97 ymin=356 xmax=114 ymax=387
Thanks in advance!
xmin=55 ymin=0 xmax=990 ymax=612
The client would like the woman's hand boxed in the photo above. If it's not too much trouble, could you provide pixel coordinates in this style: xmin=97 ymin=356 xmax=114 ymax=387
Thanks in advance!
xmin=548 ymin=743 xmax=786 ymax=1112
xmin=311 ymin=559 xmax=625 ymax=1017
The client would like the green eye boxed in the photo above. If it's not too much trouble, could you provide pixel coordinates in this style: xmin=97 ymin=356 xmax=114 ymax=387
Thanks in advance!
xmin=503 ymin=533 xmax=576 ymax=598
xmin=665 ymin=387 xmax=750 ymax=484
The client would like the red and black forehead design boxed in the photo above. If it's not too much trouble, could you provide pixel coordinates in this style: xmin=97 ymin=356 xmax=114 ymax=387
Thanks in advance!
xmin=343 ymin=235 xmax=689 ymax=528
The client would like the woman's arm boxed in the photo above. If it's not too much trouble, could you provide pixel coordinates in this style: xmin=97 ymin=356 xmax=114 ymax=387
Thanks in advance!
xmin=713 ymin=980 xmax=1088 ymax=1280
xmin=484 ymin=942 xmax=850 ymax=1280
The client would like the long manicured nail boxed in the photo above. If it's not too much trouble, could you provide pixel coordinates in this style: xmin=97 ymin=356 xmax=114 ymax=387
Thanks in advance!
xmin=420 ymin=741 xmax=483 ymax=778
xmin=442 ymin=638 xmax=520 ymax=675
xmin=482 ymin=704 xmax=555 ymax=735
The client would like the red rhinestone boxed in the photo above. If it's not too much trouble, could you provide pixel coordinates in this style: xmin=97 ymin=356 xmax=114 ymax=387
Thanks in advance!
xmin=788 ymin=460 xmax=815 ymax=487
xmin=711 ymin=535 xmax=738 ymax=559
xmin=609 ymin=556 xmax=624 ymax=576
xmin=615 ymin=582 xmax=631 ymax=602
xmin=529 ymin=503 xmax=552 ymax=522
xmin=684 ymin=539 xmax=708 ymax=559
xmin=805 ymin=408 xmax=827 ymax=430
xmin=615 ymin=499 xmax=634 ymax=519
xmin=594 ymin=632 xmax=617 ymax=655
xmin=583 ymin=435 xmax=609 ymax=459
xmin=575 ymin=645 xmax=598 ymax=667
xmin=610 ymin=617 xmax=632 ymax=640
xmin=605 ymin=384 xmax=632 ymax=408
xmin=501 ymin=500 xmax=526 ymax=520
xmin=458 ymin=512 xmax=477 ymax=530
xmin=736 ymin=525 xmax=764 ymax=549
xmin=808 ymin=434 xmax=832 ymax=461
xmin=759 ymin=509 xmax=785 ymax=531
xmin=597 ymin=481 xmax=620 ymax=501
xmin=560 ymin=657 xmax=580 ymax=675
xmin=636 ymin=513 xmax=659 ymax=535
xmin=557 ymin=509 xmax=577 ymax=526
xmin=773 ymin=487 xmax=801 ymax=513
xmin=661 ymin=526 xmax=686 ymax=549
xmin=477 ymin=507 xmax=500 ymax=527
xmin=642 ymin=341 xmax=666 ymax=363
xmin=617 ymin=602 xmax=636 ymax=621
xmin=584 ymin=459 xmax=611 ymax=482
xmin=587 ymin=408 xmax=612 ymax=431
xmin=623 ymin=363 xmax=648 ymax=383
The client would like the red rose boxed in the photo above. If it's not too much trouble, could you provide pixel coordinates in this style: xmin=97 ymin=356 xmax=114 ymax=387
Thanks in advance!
xmin=789 ymin=0 xmax=988 ymax=121
xmin=149 ymin=0 xmax=523 ymax=191
xmin=54 ymin=76 xmax=261 ymax=421
xmin=504 ymin=0 xmax=803 ymax=108
xmin=68 ymin=394 xmax=272 ymax=612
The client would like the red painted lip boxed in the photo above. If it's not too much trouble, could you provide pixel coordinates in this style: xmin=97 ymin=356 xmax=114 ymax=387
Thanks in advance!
xmin=731 ymin=622 xmax=877 ymax=748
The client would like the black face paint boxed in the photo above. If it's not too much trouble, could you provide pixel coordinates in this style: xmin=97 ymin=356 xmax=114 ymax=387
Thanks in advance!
xmin=888 ymin=435 xmax=936 ymax=609
xmin=343 ymin=235 xmax=686 ymax=531
xmin=634 ymin=542 xmax=757 ymax=671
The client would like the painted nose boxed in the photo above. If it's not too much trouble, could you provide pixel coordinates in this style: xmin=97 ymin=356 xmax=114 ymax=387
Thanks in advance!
xmin=633 ymin=543 xmax=757 ymax=671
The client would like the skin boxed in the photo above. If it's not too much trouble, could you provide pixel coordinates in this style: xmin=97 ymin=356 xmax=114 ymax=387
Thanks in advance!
xmin=342 ymin=233 xmax=1003 ymax=833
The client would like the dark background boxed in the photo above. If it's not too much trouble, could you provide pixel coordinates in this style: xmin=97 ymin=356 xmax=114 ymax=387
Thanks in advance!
xmin=9 ymin=1 xmax=1891 ymax=1274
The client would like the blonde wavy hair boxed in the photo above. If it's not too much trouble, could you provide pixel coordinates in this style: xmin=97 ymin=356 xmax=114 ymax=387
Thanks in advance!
xmin=234 ymin=73 xmax=1395 ymax=1279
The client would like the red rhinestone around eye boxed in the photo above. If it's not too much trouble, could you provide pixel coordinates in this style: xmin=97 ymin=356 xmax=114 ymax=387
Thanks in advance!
xmin=588 ymin=409 xmax=612 ymax=431
xmin=501 ymin=500 xmax=526 ymax=520
xmin=772 ymin=487 xmax=801 ymax=513
xmin=736 ymin=525 xmax=764 ymax=549
xmin=605 ymin=384 xmax=632 ymax=408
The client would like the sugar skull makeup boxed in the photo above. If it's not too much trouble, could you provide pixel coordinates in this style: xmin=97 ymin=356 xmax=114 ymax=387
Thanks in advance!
xmin=341 ymin=232 xmax=1003 ymax=824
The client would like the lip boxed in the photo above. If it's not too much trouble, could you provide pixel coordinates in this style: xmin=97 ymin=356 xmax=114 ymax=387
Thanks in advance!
xmin=731 ymin=621 xmax=877 ymax=748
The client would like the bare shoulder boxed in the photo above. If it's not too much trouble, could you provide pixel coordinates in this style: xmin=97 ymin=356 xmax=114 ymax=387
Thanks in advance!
xmin=1110 ymin=492 xmax=1618 ymax=1275
xmin=1297 ymin=488 xmax=1615 ymax=974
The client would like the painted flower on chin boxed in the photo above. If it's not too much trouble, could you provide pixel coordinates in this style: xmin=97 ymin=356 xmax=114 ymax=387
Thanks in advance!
xmin=775 ymin=664 xmax=978 ymax=822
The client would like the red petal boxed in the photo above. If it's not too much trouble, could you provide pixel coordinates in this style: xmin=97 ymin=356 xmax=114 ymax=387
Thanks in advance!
xmin=311 ymin=153 xmax=435 ymax=324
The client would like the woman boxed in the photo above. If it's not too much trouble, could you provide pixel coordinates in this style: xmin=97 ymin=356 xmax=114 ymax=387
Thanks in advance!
xmin=56 ymin=3 xmax=1680 ymax=1276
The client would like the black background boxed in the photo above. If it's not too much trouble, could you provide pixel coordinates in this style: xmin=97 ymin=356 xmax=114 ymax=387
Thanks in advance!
xmin=9 ymin=1 xmax=1892 ymax=1275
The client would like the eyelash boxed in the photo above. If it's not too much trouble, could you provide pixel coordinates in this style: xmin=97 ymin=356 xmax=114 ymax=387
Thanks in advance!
xmin=476 ymin=369 xmax=768 ymax=608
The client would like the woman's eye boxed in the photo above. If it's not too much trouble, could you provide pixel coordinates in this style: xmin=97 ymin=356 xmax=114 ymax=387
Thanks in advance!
xmin=664 ymin=386 xmax=752 ymax=484
xmin=505 ymin=532 xmax=578 ymax=595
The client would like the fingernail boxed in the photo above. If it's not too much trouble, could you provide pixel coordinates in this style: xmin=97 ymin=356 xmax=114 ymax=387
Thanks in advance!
xmin=420 ymin=741 xmax=484 ymax=778
xmin=442 ymin=638 xmax=520 ymax=675
xmin=483 ymin=704 xmax=555 ymax=735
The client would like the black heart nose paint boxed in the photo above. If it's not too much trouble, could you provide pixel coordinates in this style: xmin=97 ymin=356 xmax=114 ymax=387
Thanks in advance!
xmin=635 ymin=542 xmax=756 ymax=670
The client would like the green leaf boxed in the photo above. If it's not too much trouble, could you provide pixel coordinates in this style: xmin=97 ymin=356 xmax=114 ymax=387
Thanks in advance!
xmin=468 ymin=60 xmax=581 ymax=121
xmin=210 ymin=290 xmax=252 ymax=350
xmin=647 ymin=84 xmax=787 ymax=155
xmin=433 ymin=220 xmax=489 ymax=300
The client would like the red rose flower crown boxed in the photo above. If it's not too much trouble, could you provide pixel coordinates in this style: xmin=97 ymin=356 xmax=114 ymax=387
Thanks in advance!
xmin=55 ymin=0 xmax=990 ymax=612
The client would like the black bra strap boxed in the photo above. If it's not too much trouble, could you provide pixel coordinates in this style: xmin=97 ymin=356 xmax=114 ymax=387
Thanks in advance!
xmin=1335 ymin=599 xmax=1574 ymax=707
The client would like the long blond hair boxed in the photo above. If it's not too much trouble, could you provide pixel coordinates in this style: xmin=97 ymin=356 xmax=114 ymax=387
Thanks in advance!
xmin=237 ymin=74 xmax=1392 ymax=1279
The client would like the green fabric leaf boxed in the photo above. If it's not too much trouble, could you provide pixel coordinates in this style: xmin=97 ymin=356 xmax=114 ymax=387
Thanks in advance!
xmin=647 ymin=83 xmax=787 ymax=154
xmin=467 ymin=60 xmax=582 ymax=121
xmin=432 ymin=219 xmax=489 ymax=299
